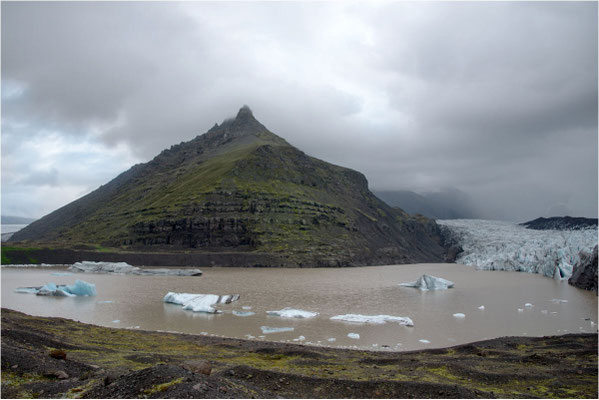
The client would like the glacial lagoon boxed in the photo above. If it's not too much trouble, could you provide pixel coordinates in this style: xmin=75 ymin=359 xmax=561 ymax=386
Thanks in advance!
xmin=1 ymin=264 xmax=596 ymax=351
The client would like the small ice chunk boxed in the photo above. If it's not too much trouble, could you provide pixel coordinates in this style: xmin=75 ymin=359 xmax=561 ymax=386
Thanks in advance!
xmin=399 ymin=274 xmax=454 ymax=291
xmin=330 ymin=314 xmax=413 ymax=326
xmin=525 ymin=303 xmax=533 ymax=308
xmin=452 ymin=313 xmax=465 ymax=318
xmin=550 ymin=298 xmax=568 ymax=304
xmin=258 ymin=335 xmax=265 ymax=339
xmin=347 ymin=333 xmax=360 ymax=339
xmin=50 ymin=272 xmax=73 ymax=276
xmin=293 ymin=335 xmax=306 ymax=342
xmin=517 ymin=308 xmax=524 ymax=312
xmin=112 ymin=320 xmax=120 ymax=323
xmin=260 ymin=326 xmax=294 ymax=334
xmin=541 ymin=310 xmax=548 ymax=314
xmin=163 ymin=292 xmax=239 ymax=313
xmin=245 ymin=334 xmax=255 ymax=339
xmin=419 ymin=339 xmax=431 ymax=344
xmin=266 ymin=307 xmax=319 ymax=318
xmin=97 ymin=300 xmax=113 ymax=304
xmin=327 ymin=338 xmax=336 ymax=342
xmin=232 ymin=310 xmax=255 ymax=317
xmin=478 ymin=305 xmax=485 ymax=310
xmin=242 ymin=306 xmax=252 ymax=310
xmin=15 ymin=287 xmax=41 ymax=294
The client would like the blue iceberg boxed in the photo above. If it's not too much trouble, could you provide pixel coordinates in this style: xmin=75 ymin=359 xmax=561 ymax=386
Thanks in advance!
xmin=15 ymin=279 xmax=96 ymax=297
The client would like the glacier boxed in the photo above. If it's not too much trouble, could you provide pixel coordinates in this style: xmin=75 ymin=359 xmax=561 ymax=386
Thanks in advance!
xmin=330 ymin=314 xmax=414 ymax=327
xmin=15 ymin=280 xmax=96 ymax=297
xmin=266 ymin=308 xmax=319 ymax=318
xmin=163 ymin=292 xmax=240 ymax=313
xmin=69 ymin=261 xmax=202 ymax=276
xmin=438 ymin=219 xmax=598 ymax=279
xmin=399 ymin=274 xmax=454 ymax=290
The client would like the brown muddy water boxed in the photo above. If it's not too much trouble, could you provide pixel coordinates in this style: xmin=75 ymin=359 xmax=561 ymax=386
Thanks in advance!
xmin=1 ymin=264 xmax=597 ymax=351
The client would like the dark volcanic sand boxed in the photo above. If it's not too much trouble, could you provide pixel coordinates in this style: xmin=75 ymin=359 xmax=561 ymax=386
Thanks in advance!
xmin=1 ymin=308 xmax=597 ymax=398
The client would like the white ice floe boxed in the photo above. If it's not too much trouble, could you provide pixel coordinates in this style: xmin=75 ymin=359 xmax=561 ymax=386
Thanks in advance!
xmin=525 ymin=303 xmax=534 ymax=308
xmin=266 ymin=307 xmax=319 ymax=319
xmin=347 ymin=333 xmax=360 ymax=339
xmin=50 ymin=272 xmax=73 ymax=276
xmin=69 ymin=261 xmax=202 ymax=276
xmin=163 ymin=292 xmax=239 ymax=313
xmin=419 ymin=339 xmax=431 ymax=344
xmin=541 ymin=310 xmax=549 ymax=314
xmin=15 ymin=280 xmax=96 ymax=297
xmin=112 ymin=320 xmax=120 ymax=323
xmin=517 ymin=308 xmax=524 ymax=313
xmin=293 ymin=336 xmax=306 ymax=342
xmin=452 ymin=313 xmax=465 ymax=318
xmin=550 ymin=298 xmax=568 ymax=304
xmin=330 ymin=314 xmax=414 ymax=327
xmin=437 ymin=219 xmax=597 ymax=280
xmin=2 ymin=263 xmax=62 ymax=268
xmin=245 ymin=334 xmax=255 ymax=339
xmin=327 ymin=338 xmax=336 ymax=342
xmin=399 ymin=274 xmax=454 ymax=291
xmin=478 ymin=305 xmax=485 ymax=310
xmin=242 ymin=306 xmax=252 ymax=310
xmin=260 ymin=326 xmax=294 ymax=334
xmin=97 ymin=300 xmax=113 ymax=304
xmin=232 ymin=310 xmax=255 ymax=317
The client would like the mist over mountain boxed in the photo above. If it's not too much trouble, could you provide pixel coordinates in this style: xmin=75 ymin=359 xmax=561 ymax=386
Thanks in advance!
xmin=10 ymin=106 xmax=445 ymax=267
xmin=373 ymin=189 xmax=480 ymax=220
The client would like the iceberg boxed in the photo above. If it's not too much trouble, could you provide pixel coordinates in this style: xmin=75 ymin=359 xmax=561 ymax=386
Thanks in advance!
xmin=452 ymin=313 xmax=465 ymax=318
xmin=69 ymin=261 xmax=202 ymax=276
xmin=232 ymin=310 xmax=255 ymax=317
xmin=260 ymin=326 xmax=294 ymax=334
xmin=437 ymin=219 xmax=597 ymax=280
xmin=478 ymin=305 xmax=485 ymax=310
xmin=15 ymin=280 xmax=96 ymax=297
xmin=347 ymin=333 xmax=360 ymax=339
xmin=266 ymin=307 xmax=319 ymax=318
xmin=163 ymin=292 xmax=239 ymax=313
xmin=419 ymin=339 xmax=431 ymax=344
xmin=330 ymin=314 xmax=414 ymax=327
xmin=399 ymin=274 xmax=454 ymax=291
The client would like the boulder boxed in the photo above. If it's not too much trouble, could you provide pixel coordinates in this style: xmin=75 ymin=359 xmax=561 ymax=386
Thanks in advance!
xmin=181 ymin=360 xmax=212 ymax=376
xmin=568 ymin=245 xmax=598 ymax=293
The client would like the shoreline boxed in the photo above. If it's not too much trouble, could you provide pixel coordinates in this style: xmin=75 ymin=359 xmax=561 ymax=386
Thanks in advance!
xmin=1 ymin=308 xmax=597 ymax=398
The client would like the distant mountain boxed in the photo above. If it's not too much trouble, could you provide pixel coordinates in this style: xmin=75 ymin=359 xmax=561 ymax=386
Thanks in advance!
xmin=10 ymin=106 xmax=445 ymax=267
xmin=1 ymin=216 xmax=36 ymax=224
xmin=373 ymin=189 xmax=480 ymax=220
xmin=520 ymin=216 xmax=598 ymax=231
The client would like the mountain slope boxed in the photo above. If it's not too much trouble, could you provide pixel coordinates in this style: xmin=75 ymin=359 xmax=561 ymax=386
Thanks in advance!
xmin=10 ymin=106 xmax=445 ymax=266
xmin=374 ymin=189 xmax=480 ymax=219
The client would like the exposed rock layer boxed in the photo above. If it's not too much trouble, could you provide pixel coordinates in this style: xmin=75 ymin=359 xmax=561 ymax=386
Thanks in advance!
xmin=568 ymin=245 xmax=598 ymax=293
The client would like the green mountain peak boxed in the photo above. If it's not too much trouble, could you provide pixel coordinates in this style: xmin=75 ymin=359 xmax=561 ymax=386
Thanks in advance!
xmin=10 ymin=106 xmax=445 ymax=267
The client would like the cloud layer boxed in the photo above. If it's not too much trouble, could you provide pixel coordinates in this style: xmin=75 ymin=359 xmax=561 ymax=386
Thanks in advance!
xmin=2 ymin=1 xmax=597 ymax=221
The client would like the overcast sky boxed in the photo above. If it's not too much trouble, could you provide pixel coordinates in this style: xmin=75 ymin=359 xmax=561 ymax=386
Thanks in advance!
xmin=2 ymin=1 xmax=597 ymax=222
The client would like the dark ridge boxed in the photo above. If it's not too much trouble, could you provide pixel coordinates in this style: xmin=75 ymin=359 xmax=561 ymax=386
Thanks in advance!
xmin=520 ymin=216 xmax=598 ymax=231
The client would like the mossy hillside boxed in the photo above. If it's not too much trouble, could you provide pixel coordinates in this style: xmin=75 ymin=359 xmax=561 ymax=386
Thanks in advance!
xmin=9 ymin=107 xmax=445 ymax=266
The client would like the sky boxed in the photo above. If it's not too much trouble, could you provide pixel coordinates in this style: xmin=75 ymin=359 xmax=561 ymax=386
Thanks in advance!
xmin=1 ymin=1 xmax=597 ymax=222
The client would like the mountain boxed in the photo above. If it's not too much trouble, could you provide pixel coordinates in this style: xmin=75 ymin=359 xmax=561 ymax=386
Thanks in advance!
xmin=520 ymin=216 xmax=598 ymax=231
xmin=373 ymin=189 xmax=480 ymax=220
xmin=10 ymin=106 xmax=445 ymax=267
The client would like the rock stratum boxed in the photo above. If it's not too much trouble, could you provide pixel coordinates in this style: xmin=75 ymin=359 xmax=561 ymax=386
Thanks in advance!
xmin=9 ymin=106 xmax=445 ymax=267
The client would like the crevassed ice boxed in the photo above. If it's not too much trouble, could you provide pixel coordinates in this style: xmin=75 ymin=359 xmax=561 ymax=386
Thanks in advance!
xmin=438 ymin=219 xmax=597 ymax=279
xmin=330 ymin=314 xmax=414 ymax=327
xmin=15 ymin=279 xmax=96 ymax=297
xmin=163 ymin=292 xmax=239 ymax=313
xmin=69 ymin=261 xmax=202 ymax=276
xmin=266 ymin=307 xmax=319 ymax=318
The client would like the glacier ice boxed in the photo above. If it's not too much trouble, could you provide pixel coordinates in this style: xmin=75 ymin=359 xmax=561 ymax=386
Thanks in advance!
xmin=330 ymin=314 xmax=414 ymax=327
xmin=260 ymin=326 xmax=294 ymax=334
xmin=438 ymin=219 xmax=597 ymax=280
xmin=163 ymin=292 xmax=239 ymax=313
xmin=69 ymin=261 xmax=202 ymax=276
xmin=399 ymin=274 xmax=454 ymax=290
xmin=15 ymin=280 xmax=96 ymax=297
xmin=347 ymin=333 xmax=360 ymax=339
xmin=452 ymin=313 xmax=465 ymax=318
xmin=232 ymin=310 xmax=255 ymax=317
xmin=266 ymin=308 xmax=319 ymax=318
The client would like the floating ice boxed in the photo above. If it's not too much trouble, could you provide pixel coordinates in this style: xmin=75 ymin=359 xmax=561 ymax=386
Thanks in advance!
xmin=242 ymin=306 xmax=252 ymax=310
xmin=15 ymin=280 xmax=96 ymax=297
xmin=293 ymin=336 xmax=306 ymax=342
xmin=525 ymin=303 xmax=533 ymax=308
xmin=550 ymin=298 xmax=568 ymax=304
xmin=97 ymin=300 xmax=113 ymax=304
xmin=419 ymin=339 xmax=431 ymax=344
xmin=163 ymin=292 xmax=239 ymax=313
xmin=69 ymin=261 xmax=202 ymax=276
xmin=517 ymin=308 xmax=524 ymax=313
xmin=478 ymin=305 xmax=485 ymax=310
xmin=50 ymin=272 xmax=73 ymax=276
xmin=327 ymin=338 xmax=336 ymax=342
xmin=399 ymin=274 xmax=454 ymax=291
xmin=2 ymin=263 xmax=61 ymax=268
xmin=232 ymin=310 xmax=255 ymax=317
xmin=452 ymin=313 xmax=465 ymax=318
xmin=266 ymin=307 xmax=319 ymax=319
xmin=260 ymin=326 xmax=294 ymax=334
xmin=330 ymin=314 xmax=413 ymax=326
xmin=438 ymin=219 xmax=597 ymax=279
xmin=112 ymin=320 xmax=120 ymax=323
xmin=347 ymin=333 xmax=360 ymax=339
xmin=541 ymin=310 xmax=549 ymax=314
